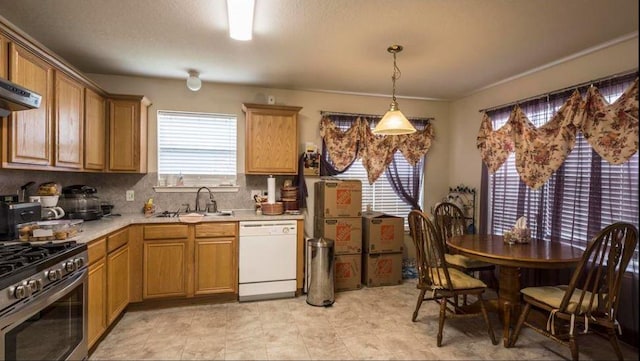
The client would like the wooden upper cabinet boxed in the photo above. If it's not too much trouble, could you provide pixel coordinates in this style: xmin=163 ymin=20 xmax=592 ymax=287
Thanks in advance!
xmin=107 ymin=95 xmax=151 ymax=173
xmin=5 ymin=43 xmax=53 ymax=167
xmin=54 ymin=71 xmax=83 ymax=169
xmin=84 ymin=88 xmax=106 ymax=170
xmin=242 ymin=103 xmax=302 ymax=175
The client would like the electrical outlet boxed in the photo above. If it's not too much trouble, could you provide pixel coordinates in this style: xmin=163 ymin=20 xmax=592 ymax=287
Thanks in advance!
xmin=126 ymin=190 xmax=135 ymax=202
xmin=250 ymin=190 xmax=262 ymax=200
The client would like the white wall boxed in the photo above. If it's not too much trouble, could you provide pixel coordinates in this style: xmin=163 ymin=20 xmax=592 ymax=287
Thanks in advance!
xmin=448 ymin=37 xmax=639 ymax=225
xmin=88 ymin=74 xmax=452 ymax=234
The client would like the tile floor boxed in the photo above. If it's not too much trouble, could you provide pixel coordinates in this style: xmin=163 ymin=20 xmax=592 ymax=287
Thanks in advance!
xmin=90 ymin=280 xmax=638 ymax=360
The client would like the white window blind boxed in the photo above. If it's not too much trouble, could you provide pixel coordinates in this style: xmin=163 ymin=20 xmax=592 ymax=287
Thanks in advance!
xmin=487 ymin=75 xmax=639 ymax=266
xmin=157 ymin=110 xmax=237 ymax=187
xmin=336 ymin=152 xmax=422 ymax=230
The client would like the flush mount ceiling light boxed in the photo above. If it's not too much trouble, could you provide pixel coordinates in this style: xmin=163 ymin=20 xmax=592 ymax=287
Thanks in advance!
xmin=186 ymin=70 xmax=202 ymax=91
xmin=373 ymin=44 xmax=417 ymax=135
xmin=227 ymin=0 xmax=255 ymax=41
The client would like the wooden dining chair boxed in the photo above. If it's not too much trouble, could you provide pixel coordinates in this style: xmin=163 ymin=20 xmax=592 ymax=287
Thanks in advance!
xmin=509 ymin=222 xmax=638 ymax=361
xmin=433 ymin=202 xmax=498 ymax=291
xmin=408 ymin=210 xmax=498 ymax=347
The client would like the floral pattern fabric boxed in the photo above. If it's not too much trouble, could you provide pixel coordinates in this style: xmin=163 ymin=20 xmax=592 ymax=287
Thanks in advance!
xmin=320 ymin=117 xmax=362 ymax=171
xmin=397 ymin=125 xmax=435 ymax=166
xmin=476 ymin=77 xmax=639 ymax=189
xmin=580 ymin=79 xmax=638 ymax=165
xmin=476 ymin=112 xmax=514 ymax=173
xmin=512 ymin=91 xmax=583 ymax=189
xmin=320 ymin=117 xmax=435 ymax=184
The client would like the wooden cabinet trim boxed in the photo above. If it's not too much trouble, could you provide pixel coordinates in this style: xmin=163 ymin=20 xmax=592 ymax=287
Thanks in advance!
xmin=143 ymin=224 xmax=189 ymax=240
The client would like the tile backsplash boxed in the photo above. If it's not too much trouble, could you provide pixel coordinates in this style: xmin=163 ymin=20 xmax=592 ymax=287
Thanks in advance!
xmin=0 ymin=170 xmax=298 ymax=215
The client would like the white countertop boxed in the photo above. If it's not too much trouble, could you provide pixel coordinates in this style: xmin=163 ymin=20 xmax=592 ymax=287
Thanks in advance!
xmin=74 ymin=209 xmax=304 ymax=244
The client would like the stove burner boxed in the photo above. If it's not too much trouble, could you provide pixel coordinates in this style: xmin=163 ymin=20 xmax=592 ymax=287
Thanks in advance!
xmin=0 ymin=241 xmax=79 ymax=278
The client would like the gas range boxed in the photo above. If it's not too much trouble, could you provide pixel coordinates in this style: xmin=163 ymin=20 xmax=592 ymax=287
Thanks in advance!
xmin=0 ymin=241 xmax=87 ymax=312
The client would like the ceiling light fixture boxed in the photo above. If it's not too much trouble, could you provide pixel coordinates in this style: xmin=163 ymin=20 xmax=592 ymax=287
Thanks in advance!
xmin=227 ymin=0 xmax=255 ymax=41
xmin=373 ymin=44 xmax=416 ymax=135
xmin=186 ymin=70 xmax=202 ymax=91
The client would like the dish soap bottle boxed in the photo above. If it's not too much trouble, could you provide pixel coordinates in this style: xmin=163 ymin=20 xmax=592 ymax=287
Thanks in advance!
xmin=143 ymin=198 xmax=155 ymax=217
xmin=176 ymin=172 xmax=184 ymax=186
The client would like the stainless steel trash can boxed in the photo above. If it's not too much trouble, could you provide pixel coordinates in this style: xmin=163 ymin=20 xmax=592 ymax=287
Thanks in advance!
xmin=306 ymin=237 xmax=335 ymax=307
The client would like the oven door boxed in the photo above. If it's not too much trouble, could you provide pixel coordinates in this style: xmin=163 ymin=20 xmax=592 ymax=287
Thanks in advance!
xmin=0 ymin=269 xmax=87 ymax=361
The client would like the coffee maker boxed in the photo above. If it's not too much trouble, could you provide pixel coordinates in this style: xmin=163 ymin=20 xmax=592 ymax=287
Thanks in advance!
xmin=58 ymin=185 xmax=103 ymax=221
xmin=30 ymin=195 xmax=66 ymax=220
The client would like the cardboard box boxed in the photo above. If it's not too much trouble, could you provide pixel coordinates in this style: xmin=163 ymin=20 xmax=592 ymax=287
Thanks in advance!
xmin=315 ymin=179 xmax=362 ymax=218
xmin=362 ymin=252 xmax=403 ymax=287
xmin=334 ymin=253 xmax=362 ymax=291
xmin=362 ymin=212 xmax=404 ymax=254
xmin=314 ymin=217 xmax=362 ymax=254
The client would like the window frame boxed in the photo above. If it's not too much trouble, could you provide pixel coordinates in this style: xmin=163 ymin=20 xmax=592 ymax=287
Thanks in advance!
xmin=155 ymin=110 xmax=239 ymax=193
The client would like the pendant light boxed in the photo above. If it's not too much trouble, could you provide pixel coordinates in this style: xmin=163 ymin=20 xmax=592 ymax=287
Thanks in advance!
xmin=373 ymin=44 xmax=416 ymax=135
xmin=186 ymin=70 xmax=202 ymax=91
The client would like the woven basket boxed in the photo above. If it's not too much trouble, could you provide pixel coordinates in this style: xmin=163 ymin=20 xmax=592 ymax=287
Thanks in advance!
xmin=261 ymin=202 xmax=284 ymax=215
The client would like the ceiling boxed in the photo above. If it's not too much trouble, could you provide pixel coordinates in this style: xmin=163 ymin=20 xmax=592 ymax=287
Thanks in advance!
xmin=0 ymin=0 xmax=637 ymax=100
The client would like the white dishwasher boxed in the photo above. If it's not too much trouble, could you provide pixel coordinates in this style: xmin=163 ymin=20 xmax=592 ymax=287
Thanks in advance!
xmin=239 ymin=220 xmax=297 ymax=302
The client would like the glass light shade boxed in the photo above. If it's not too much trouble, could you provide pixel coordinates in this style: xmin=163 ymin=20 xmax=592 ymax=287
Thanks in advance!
xmin=373 ymin=109 xmax=416 ymax=135
xmin=227 ymin=0 xmax=255 ymax=41
xmin=186 ymin=74 xmax=202 ymax=91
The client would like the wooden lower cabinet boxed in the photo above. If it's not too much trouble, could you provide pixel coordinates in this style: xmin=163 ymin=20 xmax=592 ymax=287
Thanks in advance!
xmin=87 ymin=257 xmax=106 ymax=349
xmin=194 ymin=238 xmax=236 ymax=295
xmin=143 ymin=240 xmax=188 ymax=299
xmin=141 ymin=223 xmax=237 ymax=300
xmin=107 ymin=244 xmax=129 ymax=323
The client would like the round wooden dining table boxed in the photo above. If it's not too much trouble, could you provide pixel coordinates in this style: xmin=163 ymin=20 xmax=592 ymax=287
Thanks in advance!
xmin=447 ymin=234 xmax=583 ymax=347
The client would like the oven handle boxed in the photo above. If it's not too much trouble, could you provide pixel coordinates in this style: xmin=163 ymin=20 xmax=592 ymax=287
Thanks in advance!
xmin=0 ymin=268 xmax=87 ymax=332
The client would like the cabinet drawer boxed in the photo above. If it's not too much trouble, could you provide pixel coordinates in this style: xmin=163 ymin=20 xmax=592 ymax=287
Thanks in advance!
xmin=195 ymin=222 xmax=236 ymax=238
xmin=87 ymin=238 xmax=106 ymax=265
xmin=107 ymin=228 xmax=128 ymax=253
xmin=144 ymin=224 xmax=189 ymax=240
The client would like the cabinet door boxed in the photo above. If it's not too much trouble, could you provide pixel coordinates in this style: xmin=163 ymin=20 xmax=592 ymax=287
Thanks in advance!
xmin=143 ymin=240 xmax=187 ymax=299
xmin=194 ymin=238 xmax=237 ymax=295
xmin=84 ymin=88 xmax=106 ymax=170
xmin=107 ymin=245 xmax=129 ymax=324
xmin=54 ymin=71 xmax=83 ymax=168
xmin=87 ymin=258 xmax=107 ymax=349
xmin=243 ymin=104 xmax=301 ymax=174
xmin=108 ymin=100 xmax=139 ymax=172
xmin=7 ymin=43 xmax=53 ymax=166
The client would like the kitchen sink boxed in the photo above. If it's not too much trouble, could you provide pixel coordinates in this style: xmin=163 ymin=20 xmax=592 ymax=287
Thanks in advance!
xmin=155 ymin=211 xmax=178 ymax=218
xmin=203 ymin=210 xmax=234 ymax=217
xmin=155 ymin=210 xmax=233 ymax=218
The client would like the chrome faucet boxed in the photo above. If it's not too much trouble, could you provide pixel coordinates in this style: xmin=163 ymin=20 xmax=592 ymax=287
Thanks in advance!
xmin=195 ymin=187 xmax=217 ymax=213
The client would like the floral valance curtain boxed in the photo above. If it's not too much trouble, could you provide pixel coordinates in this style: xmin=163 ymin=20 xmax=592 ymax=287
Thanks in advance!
xmin=477 ymin=77 xmax=638 ymax=189
xmin=320 ymin=116 xmax=434 ymax=183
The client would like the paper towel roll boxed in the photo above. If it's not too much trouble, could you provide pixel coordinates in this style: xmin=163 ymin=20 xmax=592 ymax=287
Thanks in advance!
xmin=267 ymin=176 xmax=276 ymax=204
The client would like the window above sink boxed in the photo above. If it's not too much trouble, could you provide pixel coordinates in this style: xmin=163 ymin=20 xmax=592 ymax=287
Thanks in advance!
xmin=156 ymin=110 xmax=238 ymax=191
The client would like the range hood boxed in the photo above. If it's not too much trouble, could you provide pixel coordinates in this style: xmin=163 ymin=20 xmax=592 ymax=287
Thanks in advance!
xmin=0 ymin=77 xmax=42 ymax=117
